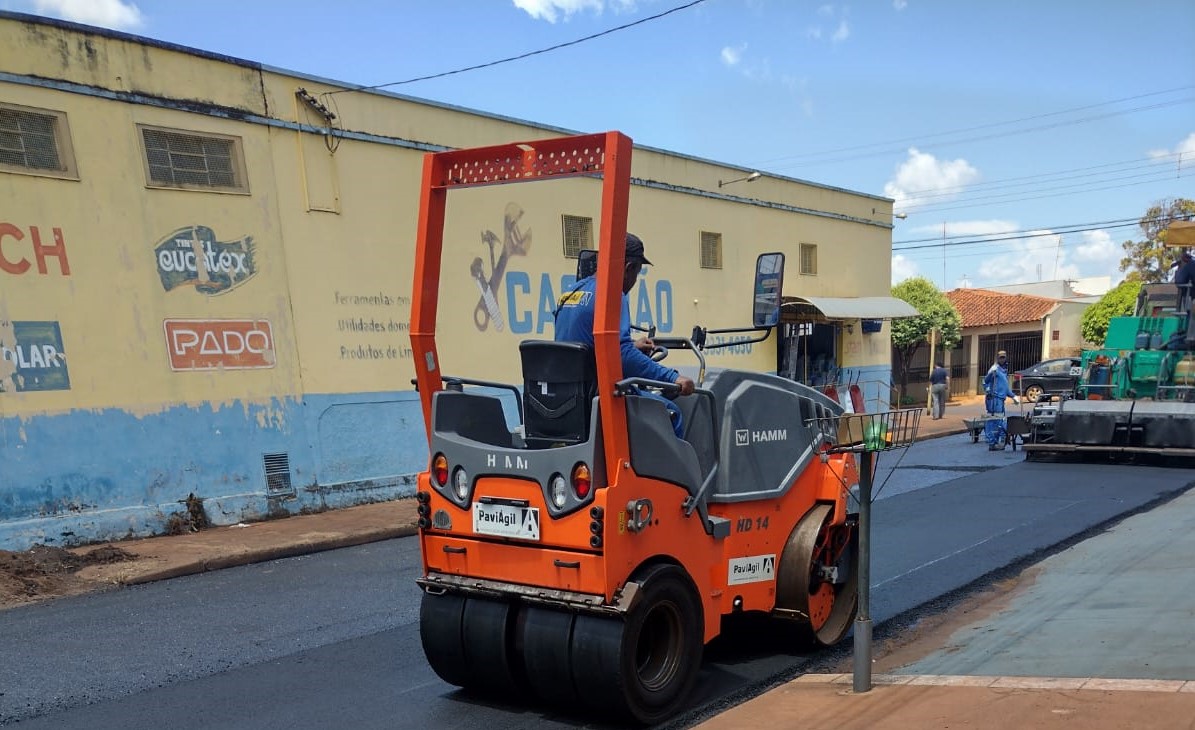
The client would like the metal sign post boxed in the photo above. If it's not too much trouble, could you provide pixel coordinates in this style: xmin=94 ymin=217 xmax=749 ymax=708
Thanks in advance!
xmin=814 ymin=408 xmax=921 ymax=694
xmin=853 ymin=448 xmax=874 ymax=692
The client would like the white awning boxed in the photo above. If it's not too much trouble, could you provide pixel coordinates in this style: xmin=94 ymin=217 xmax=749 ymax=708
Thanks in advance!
xmin=781 ymin=296 xmax=918 ymax=320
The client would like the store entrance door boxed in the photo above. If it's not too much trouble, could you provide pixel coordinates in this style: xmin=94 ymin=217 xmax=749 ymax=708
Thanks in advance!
xmin=779 ymin=322 xmax=838 ymax=387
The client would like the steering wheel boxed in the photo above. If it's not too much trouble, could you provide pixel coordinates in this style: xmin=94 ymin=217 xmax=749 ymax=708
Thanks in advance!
xmin=649 ymin=345 xmax=669 ymax=362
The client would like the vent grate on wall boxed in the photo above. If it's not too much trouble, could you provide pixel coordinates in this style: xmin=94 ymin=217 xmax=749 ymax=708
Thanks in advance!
xmin=800 ymin=243 xmax=818 ymax=275
xmin=0 ymin=103 xmax=76 ymax=178
xmin=562 ymin=215 xmax=593 ymax=259
xmin=263 ymin=452 xmax=293 ymax=495
xmin=700 ymin=231 xmax=722 ymax=269
xmin=141 ymin=126 xmax=246 ymax=191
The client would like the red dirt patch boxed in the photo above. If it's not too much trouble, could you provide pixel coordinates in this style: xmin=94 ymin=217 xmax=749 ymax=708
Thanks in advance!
xmin=0 ymin=544 xmax=135 ymax=609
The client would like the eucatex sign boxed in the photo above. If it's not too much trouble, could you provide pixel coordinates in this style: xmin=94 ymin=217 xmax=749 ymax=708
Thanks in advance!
xmin=727 ymin=554 xmax=776 ymax=585
xmin=154 ymin=226 xmax=256 ymax=296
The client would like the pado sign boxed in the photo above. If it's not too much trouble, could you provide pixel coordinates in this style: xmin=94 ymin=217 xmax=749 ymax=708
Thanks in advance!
xmin=164 ymin=319 xmax=275 ymax=371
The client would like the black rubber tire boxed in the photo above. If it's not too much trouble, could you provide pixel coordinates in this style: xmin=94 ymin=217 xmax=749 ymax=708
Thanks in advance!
xmin=570 ymin=563 xmax=703 ymax=725
xmin=460 ymin=597 xmax=526 ymax=697
xmin=419 ymin=591 xmax=470 ymax=688
xmin=517 ymin=605 xmax=580 ymax=707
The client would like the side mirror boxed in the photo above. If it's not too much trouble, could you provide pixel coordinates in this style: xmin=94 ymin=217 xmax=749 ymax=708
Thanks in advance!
xmin=576 ymin=249 xmax=598 ymax=280
xmin=752 ymin=252 xmax=785 ymax=328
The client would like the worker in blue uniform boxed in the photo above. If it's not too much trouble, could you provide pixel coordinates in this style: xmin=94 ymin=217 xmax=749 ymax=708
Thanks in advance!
xmin=982 ymin=350 xmax=1019 ymax=450
xmin=554 ymin=233 xmax=695 ymax=437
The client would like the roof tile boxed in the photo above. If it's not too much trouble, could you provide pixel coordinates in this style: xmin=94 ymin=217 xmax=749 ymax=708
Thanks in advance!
xmin=945 ymin=288 xmax=1060 ymax=327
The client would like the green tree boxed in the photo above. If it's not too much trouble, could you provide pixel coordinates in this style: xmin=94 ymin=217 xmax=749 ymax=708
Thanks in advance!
xmin=1119 ymin=198 xmax=1195 ymax=282
xmin=891 ymin=277 xmax=962 ymax=402
xmin=1080 ymin=279 xmax=1141 ymax=345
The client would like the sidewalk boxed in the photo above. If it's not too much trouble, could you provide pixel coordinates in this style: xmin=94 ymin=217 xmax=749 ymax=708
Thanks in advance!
xmin=695 ymin=673 xmax=1195 ymax=730
xmin=50 ymin=395 xmax=987 ymax=593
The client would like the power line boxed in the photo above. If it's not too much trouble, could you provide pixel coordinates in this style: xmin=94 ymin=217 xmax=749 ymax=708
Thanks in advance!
xmin=894 ymin=221 xmax=1140 ymax=253
xmin=898 ymin=152 xmax=1183 ymax=200
xmin=328 ymin=0 xmax=708 ymax=95
xmin=751 ymin=86 xmax=1195 ymax=168
xmin=894 ymin=216 xmax=1141 ymax=246
xmin=902 ymin=166 xmax=1184 ymax=207
xmin=903 ymin=170 xmax=1191 ymax=215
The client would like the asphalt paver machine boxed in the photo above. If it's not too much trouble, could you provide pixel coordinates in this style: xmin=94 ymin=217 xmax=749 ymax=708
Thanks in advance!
xmin=409 ymin=131 xmax=866 ymax=724
xmin=1025 ymin=221 xmax=1195 ymax=461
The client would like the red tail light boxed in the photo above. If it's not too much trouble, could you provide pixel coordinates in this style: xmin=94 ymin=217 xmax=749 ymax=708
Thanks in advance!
xmin=571 ymin=463 xmax=591 ymax=499
xmin=432 ymin=453 xmax=449 ymax=487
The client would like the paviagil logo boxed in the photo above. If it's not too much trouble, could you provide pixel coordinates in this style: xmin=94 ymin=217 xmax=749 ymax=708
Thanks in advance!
xmin=154 ymin=225 xmax=256 ymax=295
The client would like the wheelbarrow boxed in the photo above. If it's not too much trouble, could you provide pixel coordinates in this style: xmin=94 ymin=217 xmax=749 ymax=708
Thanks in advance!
xmin=964 ymin=414 xmax=1032 ymax=448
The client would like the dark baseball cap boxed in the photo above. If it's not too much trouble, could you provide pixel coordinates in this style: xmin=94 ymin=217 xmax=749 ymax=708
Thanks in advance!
xmin=625 ymin=232 xmax=652 ymax=266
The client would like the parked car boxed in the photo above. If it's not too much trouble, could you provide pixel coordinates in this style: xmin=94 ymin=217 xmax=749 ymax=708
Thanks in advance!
xmin=1011 ymin=357 xmax=1083 ymax=402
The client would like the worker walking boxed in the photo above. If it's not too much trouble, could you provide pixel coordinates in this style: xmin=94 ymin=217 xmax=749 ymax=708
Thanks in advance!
xmin=982 ymin=350 xmax=1019 ymax=450
xmin=929 ymin=361 xmax=949 ymax=420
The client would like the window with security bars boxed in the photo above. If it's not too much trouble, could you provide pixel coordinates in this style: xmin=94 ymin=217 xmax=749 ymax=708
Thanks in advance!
xmin=800 ymin=243 xmax=818 ymax=275
xmin=562 ymin=215 xmax=593 ymax=258
xmin=700 ymin=231 xmax=723 ymax=269
xmin=0 ymin=103 xmax=76 ymax=178
xmin=139 ymin=125 xmax=247 ymax=192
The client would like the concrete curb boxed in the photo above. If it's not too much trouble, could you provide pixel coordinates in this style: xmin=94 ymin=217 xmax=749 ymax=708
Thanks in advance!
xmin=118 ymin=526 xmax=419 ymax=586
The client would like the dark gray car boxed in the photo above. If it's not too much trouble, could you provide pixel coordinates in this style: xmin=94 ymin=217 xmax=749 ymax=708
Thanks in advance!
xmin=1012 ymin=357 xmax=1082 ymax=401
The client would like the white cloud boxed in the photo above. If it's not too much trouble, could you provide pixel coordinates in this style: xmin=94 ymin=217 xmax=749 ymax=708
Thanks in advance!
xmin=1148 ymin=131 xmax=1195 ymax=161
xmin=892 ymin=254 xmax=919 ymax=284
xmin=512 ymin=0 xmax=638 ymax=23
xmin=720 ymin=44 xmax=746 ymax=67
xmin=885 ymin=148 xmax=980 ymax=212
xmin=909 ymin=219 xmax=1017 ymax=238
xmin=32 ymin=0 xmax=142 ymax=29
xmin=817 ymin=4 xmax=835 ymax=17
xmin=893 ymin=0 xmax=908 ymax=9
xmin=1071 ymin=229 xmax=1120 ymax=267
xmin=831 ymin=20 xmax=850 ymax=43
xmin=975 ymin=229 xmax=1080 ymax=286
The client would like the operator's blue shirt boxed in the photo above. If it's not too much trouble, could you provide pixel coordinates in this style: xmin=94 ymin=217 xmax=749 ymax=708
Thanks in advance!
xmin=553 ymin=275 xmax=679 ymax=384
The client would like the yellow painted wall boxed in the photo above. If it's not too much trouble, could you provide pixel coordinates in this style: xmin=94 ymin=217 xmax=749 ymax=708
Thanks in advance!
xmin=0 ymin=15 xmax=897 ymax=413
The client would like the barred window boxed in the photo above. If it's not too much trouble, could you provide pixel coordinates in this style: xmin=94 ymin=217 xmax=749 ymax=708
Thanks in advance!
xmin=562 ymin=214 xmax=593 ymax=258
xmin=139 ymin=125 xmax=248 ymax=192
xmin=800 ymin=243 xmax=818 ymax=275
xmin=700 ymin=231 xmax=722 ymax=269
xmin=0 ymin=103 xmax=77 ymax=178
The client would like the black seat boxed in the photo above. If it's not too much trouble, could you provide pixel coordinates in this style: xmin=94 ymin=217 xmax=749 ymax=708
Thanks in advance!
xmin=520 ymin=340 xmax=596 ymax=448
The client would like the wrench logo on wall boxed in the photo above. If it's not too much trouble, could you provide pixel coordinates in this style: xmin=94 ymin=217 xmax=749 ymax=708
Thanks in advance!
xmin=471 ymin=203 xmax=531 ymax=332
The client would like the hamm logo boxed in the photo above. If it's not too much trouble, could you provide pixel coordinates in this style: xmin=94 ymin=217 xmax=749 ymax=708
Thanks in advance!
xmin=735 ymin=428 xmax=787 ymax=446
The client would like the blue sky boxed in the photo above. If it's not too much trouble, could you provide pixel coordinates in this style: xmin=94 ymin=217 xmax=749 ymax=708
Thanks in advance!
xmin=7 ymin=0 xmax=1194 ymax=291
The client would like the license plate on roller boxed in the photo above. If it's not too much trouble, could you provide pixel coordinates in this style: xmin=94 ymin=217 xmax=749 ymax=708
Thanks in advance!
xmin=473 ymin=502 xmax=541 ymax=541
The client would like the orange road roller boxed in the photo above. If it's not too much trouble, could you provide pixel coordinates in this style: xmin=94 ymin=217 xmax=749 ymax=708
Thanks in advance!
xmin=409 ymin=131 xmax=860 ymax=724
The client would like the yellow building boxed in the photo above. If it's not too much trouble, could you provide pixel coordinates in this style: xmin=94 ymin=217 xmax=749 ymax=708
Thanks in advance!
xmin=0 ymin=11 xmax=906 ymax=550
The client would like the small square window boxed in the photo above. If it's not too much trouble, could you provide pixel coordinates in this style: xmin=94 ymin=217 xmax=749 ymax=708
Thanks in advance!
xmin=562 ymin=215 xmax=593 ymax=258
xmin=138 ymin=124 xmax=249 ymax=193
xmin=0 ymin=103 xmax=78 ymax=179
xmin=700 ymin=231 xmax=722 ymax=269
xmin=800 ymin=243 xmax=817 ymax=275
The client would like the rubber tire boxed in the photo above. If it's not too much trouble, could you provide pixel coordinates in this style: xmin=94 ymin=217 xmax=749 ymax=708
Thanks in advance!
xmin=571 ymin=563 xmax=703 ymax=725
xmin=419 ymin=591 xmax=470 ymax=688
xmin=1024 ymin=385 xmax=1044 ymax=402
xmin=518 ymin=605 xmax=580 ymax=707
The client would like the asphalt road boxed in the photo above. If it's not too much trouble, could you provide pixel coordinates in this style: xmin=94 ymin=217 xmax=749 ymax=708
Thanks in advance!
xmin=3 ymin=451 xmax=1191 ymax=729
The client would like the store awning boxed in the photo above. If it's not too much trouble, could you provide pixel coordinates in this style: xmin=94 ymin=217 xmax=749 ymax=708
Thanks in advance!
xmin=781 ymin=296 xmax=918 ymax=321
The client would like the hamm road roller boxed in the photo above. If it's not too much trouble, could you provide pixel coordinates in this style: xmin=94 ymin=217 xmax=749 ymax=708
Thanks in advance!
xmin=409 ymin=131 xmax=861 ymax=724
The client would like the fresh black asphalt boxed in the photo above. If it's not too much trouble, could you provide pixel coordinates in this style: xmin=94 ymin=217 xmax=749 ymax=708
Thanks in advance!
xmin=3 ymin=460 xmax=1191 ymax=729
